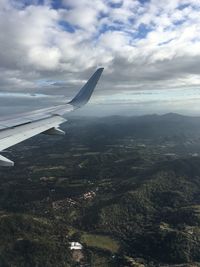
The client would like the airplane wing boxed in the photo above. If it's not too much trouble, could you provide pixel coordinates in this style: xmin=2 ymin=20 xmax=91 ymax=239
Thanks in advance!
xmin=0 ymin=68 xmax=104 ymax=166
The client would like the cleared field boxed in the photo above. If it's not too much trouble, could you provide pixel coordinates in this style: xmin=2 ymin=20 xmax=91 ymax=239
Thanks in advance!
xmin=81 ymin=233 xmax=120 ymax=253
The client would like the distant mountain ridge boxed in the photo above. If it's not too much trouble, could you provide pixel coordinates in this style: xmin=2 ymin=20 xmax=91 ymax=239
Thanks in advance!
xmin=68 ymin=113 xmax=200 ymax=140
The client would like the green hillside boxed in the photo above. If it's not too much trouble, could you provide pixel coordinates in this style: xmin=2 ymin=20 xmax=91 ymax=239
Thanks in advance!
xmin=1 ymin=115 xmax=200 ymax=266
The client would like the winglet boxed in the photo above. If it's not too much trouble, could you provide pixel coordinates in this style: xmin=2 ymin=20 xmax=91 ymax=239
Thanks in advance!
xmin=68 ymin=68 xmax=104 ymax=108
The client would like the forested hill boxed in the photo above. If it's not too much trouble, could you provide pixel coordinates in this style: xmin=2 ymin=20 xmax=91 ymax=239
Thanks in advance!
xmin=1 ymin=114 xmax=200 ymax=266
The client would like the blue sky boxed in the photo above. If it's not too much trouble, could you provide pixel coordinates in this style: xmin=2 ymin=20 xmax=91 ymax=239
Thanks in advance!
xmin=0 ymin=0 xmax=200 ymax=116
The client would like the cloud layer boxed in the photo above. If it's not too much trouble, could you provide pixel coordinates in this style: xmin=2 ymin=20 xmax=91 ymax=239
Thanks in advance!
xmin=1 ymin=0 xmax=200 ymax=112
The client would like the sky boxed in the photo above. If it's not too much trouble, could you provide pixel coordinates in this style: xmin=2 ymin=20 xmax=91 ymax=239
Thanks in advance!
xmin=1 ymin=0 xmax=200 ymax=116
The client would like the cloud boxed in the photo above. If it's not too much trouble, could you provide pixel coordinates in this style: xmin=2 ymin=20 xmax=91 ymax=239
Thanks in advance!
xmin=0 ymin=0 xmax=200 ymax=116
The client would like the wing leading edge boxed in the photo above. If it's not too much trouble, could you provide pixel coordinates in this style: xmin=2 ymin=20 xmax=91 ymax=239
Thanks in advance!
xmin=0 ymin=68 xmax=104 ymax=166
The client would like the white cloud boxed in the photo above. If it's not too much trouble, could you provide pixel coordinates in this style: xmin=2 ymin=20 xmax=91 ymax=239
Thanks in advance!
xmin=28 ymin=46 xmax=61 ymax=70
xmin=0 ymin=0 xmax=200 ymax=116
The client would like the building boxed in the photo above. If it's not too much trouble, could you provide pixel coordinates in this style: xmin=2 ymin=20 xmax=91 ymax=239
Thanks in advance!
xmin=69 ymin=242 xmax=83 ymax=250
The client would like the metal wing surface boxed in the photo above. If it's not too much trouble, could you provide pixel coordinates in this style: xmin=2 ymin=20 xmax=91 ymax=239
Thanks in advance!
xmin=0 ymin=68 xmax=104 ymax=166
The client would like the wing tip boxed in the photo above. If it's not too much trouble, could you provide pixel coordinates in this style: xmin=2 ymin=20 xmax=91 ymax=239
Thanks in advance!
xmin=97 ymin=67 xmax=104 ymax=71
xmin=69 ymin=67 xmax=104 ymax=108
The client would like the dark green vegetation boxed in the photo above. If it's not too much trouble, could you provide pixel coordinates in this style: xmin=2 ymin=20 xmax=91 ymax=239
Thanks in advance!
xmin=1 ymin=113 xmax=200 ymax=266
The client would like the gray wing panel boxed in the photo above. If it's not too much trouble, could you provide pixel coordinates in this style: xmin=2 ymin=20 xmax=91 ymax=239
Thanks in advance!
xmin=0 ymin=104 xmax=73 ymax=130
xmin=0 ymin=115 xmax=66 ymax=151
xmin=0 ymin=68 xmax=103 ymax=130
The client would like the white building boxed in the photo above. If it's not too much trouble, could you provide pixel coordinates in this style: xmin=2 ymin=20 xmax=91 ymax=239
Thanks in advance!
xmin=69 ymin=242 xmax=83 ymax=250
